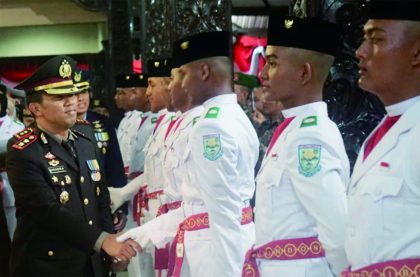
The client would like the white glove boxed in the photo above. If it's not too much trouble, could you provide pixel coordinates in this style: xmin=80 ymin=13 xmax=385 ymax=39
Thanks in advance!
xmin=109 ymin=187 xmax=125 ymax=213
xmin=117 ymin=226 xmax=153 ymax=251
xmin=109 ymin=174 xmax=145 ymax=213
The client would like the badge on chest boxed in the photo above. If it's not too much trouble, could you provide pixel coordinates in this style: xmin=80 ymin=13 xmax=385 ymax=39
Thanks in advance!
xmin=86 ymin=159 xmax=101 ymax=182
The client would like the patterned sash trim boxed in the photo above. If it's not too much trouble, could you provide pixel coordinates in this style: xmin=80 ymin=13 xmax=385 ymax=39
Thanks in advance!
xmin=341 ymin=258 xmax=420 ymax=277
xmin=132 ymin=186 xmax=163 ymax=226
xmin=242 ymin=236 xmax=325 ymax=277
xmin=168 ymin=206 xmax=253 ymax=277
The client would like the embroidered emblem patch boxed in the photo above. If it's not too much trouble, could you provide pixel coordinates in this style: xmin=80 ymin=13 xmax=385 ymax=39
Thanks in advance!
xmin=203 ymin=134 xmax=223 ymax=161
xmin=205 ymin=107 xmax=220 ymax=119
xmin=298 ymin=144 xmax=321 ymax=177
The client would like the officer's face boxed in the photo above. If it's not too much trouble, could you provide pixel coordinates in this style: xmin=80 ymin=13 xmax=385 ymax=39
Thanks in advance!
xmin=30 ymin=93 xmax=77 ymax=134
xmin=76 ymin=91 xmax=90 ymax=115
xmin=146 ymin=77 xmax=170 ymax=113
xmin=168 ymin=68 xmax=190 ymax=112
xmin=356 ymin=20 xmax=418 ymax=103
xmin=260 ymin=45 xmax=301 ymax=107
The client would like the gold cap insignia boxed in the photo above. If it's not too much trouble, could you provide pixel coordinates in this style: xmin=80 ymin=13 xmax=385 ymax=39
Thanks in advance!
xmin=125 ymin=75 xmax=130 ymax=80
xmin=154 ymin=61 xmax=160 ymax=68
xmin=59 ymin=59 xmax=72 ymax=79
xmin=180 ymin=41 xmax=189 ymax=50
xmin=139 ymin=75 xmax=143 ymax=79
xmin=74 ymin=71 xmax=82 ymax=82
xmin=284 ymin=19 xmax=294 ymax=29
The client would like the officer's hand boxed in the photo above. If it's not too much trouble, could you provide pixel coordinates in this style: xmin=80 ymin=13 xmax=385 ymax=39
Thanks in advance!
xmin=116 ymin=228 xmax=143 ymax=252
xmin=101 ymin=234 xmax=141 ymax=262
xmin=110 ymin=260 xmax=129 ymax=273
xmin=109 ymin=187 xmax=124 ymax=213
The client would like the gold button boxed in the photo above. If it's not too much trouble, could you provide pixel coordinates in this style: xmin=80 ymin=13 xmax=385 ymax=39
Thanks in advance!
xmin=84 ymin=198 xmax=89 ymax=205
xmin=80 ymin=176 xmax=84 ymax=183
xmin=88 ymin=220 xmax=93 ymax=225
xmin=48 ymin=250 xmax=54 ymax=256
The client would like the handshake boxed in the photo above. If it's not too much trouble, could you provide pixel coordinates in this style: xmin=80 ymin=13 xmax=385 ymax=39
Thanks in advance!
xmin=101 ymin=233 xmax=141 ymax=264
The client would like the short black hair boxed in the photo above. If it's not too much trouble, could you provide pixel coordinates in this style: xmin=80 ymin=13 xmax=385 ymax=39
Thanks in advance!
xmin=26 ymin=91 xmax=44 ymax=104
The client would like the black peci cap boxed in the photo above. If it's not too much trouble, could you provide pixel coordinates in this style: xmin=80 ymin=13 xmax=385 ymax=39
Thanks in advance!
xmin=115 ymin=73 xmax=148 ymax=88
xmin=267 ymin=15 xmax=341 ymax=56
xmin=73 ymin=70 xmax=90 ymax=92
xmin=147 ymin=59 xmax=172 ymax=77
xmin=15 ymin=55 xmax=78 ymax=95
xmin=367 ymin=0 xmax=420 ymax=21
xmin=172 ymin=31 xmax=232 ymax=67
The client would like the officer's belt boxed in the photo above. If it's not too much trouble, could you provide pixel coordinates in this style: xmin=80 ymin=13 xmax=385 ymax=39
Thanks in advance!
xmin=242 ymin=236 xmax=325 ymax=277
xmin=168 ymin=206 xmax=253 ymax=277
xmin=132 ymin=185 xmax=163 ymax=226
xmin=341 ymin=258 xmax=420 ymax=277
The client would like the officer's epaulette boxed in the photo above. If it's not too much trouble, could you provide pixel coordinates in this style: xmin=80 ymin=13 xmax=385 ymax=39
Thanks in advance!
xmin=13 ymin=128 xmax=34 ymax=140
xmin=75 ymin=119 xmax=90 ymax=125
xmin=204 ymin=107 xmax=220 ymax=119
xmin=300 ymin=115 xmax=318 ymax=128
xmin=72 ymin=129 xmax=91 ymax=140
xmin=12 ymin=133 xmax=37 ymax=150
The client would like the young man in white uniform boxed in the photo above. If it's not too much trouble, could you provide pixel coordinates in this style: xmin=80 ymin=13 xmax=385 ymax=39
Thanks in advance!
xmin=118 ymin=31 xmax=259 ymax=277
xmin=343 ymin=1 xmax=420 ymax=275
xmin=243 ymin=15 xmax=350 ymax=277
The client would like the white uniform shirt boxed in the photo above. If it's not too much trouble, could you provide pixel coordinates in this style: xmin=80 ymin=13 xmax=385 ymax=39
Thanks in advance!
xmin=161 ymin=106 xmax=204 ymax=204
xmin=118 ymin=111 xmax=142 ymax=170
xmin=118 ymin=94 xmax=259 ymax=277
xmin=128 ymin=111 xmax=157 ymax=178
xmin=0 ymin=115 xmax=24 ymax=238
xmin=346 ymin=96 xmax=420 ymax=270
xmin=142 ymin=109 xmax=176 ymax=221
xmin=186 ymin=94 xmax=259 ymax=276
xmin=254 ymin=101 xmax=349 ymax=276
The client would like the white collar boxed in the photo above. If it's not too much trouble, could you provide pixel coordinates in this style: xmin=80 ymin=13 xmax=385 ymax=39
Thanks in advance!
xmin=203 ymin=93 xmax=236 ymax=108
xmin=282 ymin=101 xmax=327 ymax=118
xmin=385 ymin=95 xmax=420 ymax=117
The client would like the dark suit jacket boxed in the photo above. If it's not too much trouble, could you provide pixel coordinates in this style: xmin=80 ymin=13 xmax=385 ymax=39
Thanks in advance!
xmin=0 ymin=194 xmax=10 ymax=277
xmin=6 ymin=127 xmax=114 ymax=277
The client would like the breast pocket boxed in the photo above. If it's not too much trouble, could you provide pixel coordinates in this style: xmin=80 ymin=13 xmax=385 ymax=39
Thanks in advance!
xmin=256 ymin=165 xmax=284 ymax=213
xmin=351 ymin=174 xmax=404 ymax=233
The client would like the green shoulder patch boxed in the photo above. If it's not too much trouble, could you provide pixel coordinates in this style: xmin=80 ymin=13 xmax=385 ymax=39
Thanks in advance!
xmin=205 ymin=107 xmax=220 ymax=119
xmin=151 ymin=117 xmax=158 ymax=124
xmin=203 ymin=134 xmax=223 ymax=161
xmin=298 ymin=144 xmax=321 ymax=177
xmin=192 ymin=116 xmax=200 ymax=126
xmin=300 ymin=116 xmax=317 ymax=128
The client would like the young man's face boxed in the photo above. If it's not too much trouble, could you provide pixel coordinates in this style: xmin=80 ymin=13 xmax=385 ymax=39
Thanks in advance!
xmin=30 ymin=93 xmax=77 ymax=132
xmin=168 ymin=68 xmax=189 ymax=112
xmin=146 ymin=77 xmax=170 ymax=113
xmin=356 ymin=20 xmax=416 ymax=100
xmin=179 ymin=62 xmax=203 ymax=105
xmin=132 ymin=87 xmax=149 ymax=111
xmin=260 ymin=45 xmax=301 ymax=107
